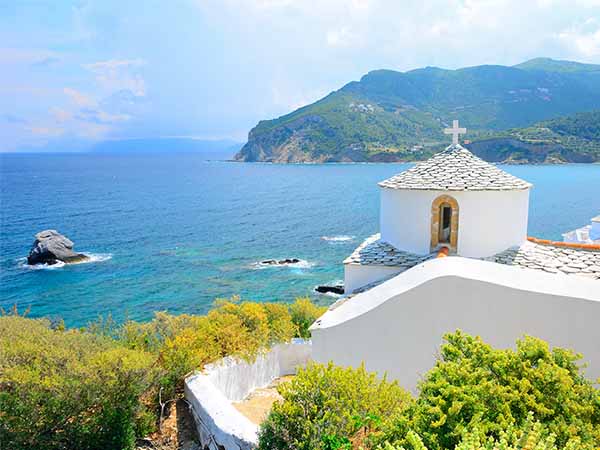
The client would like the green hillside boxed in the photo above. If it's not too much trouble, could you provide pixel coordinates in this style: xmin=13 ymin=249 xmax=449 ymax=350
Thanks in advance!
xmin=466 ymin=110 xmax=600 ymax=164
xmin=235 ymin=58 xmax=600 ymax=163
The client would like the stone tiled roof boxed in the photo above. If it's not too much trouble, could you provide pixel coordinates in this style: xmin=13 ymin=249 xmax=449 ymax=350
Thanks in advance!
xmin=379 ymin=144 xmax=532 ymax=191
xmin=343 ymin=234 xmax=433 ymax=267
xmin=487 ymin=241 xmax=600 ymax=280
xmin=346 ymin=236 xmax=600 ymax=281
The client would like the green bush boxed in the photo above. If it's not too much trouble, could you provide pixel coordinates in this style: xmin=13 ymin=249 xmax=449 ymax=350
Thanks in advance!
xmin=258 ymin=362 xmax=413 ymax=450
xmin=289 ymin=297 xmax=327 ymax=338
xmin=0 ymin=316 xmax=160 ymax=450
xmin=390 ymin=331 xmax=600 ymax=450
xmin=381 ymin=413 xmax=587 ymax=450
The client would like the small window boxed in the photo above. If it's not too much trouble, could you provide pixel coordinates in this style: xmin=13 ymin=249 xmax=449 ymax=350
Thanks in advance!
xmin=439 ymin=204 xmax=452 ymax=243
xmin=430 ymin=195 xmax=459 ymax=253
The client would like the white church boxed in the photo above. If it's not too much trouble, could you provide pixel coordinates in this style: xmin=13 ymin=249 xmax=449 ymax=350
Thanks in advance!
xmin=310 ymin=120 xmax=600 ymax=390
xmin=184 ymin=122 xmax=600 ymax=448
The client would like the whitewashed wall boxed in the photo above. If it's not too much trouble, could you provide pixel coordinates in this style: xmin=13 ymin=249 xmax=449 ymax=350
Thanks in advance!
xmin=344 ymin=263 xmax=405 ymax=294
xmin=185 ymin=340 xmax=312 ymax=450
xmin=380 ymin=188 xmax=530 ymax=258
xmin=312 ymin=258 xmax=600 ymax=392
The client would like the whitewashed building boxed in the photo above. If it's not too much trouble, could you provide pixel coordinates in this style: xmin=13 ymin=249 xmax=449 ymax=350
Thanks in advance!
xmin=563 ymin=215 xmax=600 ymax=245
xmin=311 ymin=121 xmax=600 ymax=391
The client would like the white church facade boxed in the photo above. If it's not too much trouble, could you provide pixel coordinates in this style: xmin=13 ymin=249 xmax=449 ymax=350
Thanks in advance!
xmin=311 ymin=121 xmax=600 ymax=391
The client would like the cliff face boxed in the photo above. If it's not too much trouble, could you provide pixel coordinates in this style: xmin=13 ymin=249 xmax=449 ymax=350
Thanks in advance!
xmin=235 ymin=115 xmax=333 ymax=163
xmin=235 ymin=58 xmax=600 ymax=163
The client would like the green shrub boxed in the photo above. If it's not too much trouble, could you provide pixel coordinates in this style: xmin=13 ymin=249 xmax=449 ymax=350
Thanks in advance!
xmin=258 ymin=362 xmax=413 ymax=450
xmin=0 ymin=316 xmax=160 ymax=450
xmin=289 ymin=297 xmax=327 ymax=338
xmin=381 ymin=413 xmax=587 ymax=450
xmin=388 ymin=331 xmax=600 ymax=450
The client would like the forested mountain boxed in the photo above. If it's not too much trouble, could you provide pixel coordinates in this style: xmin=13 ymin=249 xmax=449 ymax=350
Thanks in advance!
xmin=466 ymin=110 xmax=600 ymax=164
xmin=235 ymin=58 xmax=600 ymax=163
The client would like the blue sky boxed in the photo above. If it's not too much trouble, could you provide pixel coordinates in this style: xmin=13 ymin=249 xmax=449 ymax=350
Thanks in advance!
xmin=2 ymin=0 xmax=600 ymax=152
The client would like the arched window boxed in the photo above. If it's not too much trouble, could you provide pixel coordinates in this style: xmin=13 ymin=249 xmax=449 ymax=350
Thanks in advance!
xmin=430 ymin=195 xmax=459 ymax=253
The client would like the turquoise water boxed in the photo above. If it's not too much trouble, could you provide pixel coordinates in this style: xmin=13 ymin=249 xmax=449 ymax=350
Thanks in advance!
xmin=1 ymin=153 xmax=599 ymax=327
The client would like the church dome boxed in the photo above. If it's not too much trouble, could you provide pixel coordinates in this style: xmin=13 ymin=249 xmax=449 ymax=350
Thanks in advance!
xmin=378 ymin=143 xmax=532 ymax=258
xmin=379 ymin=144 xmax=532 ymax=191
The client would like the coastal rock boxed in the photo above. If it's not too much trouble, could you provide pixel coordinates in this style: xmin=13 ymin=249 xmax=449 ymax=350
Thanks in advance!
xmin=315 ymin=285 xmax=345 ymax=295
xmin=27 ymin=230 xmax=89 ymax=265
xmin=260 ymin=258 xmax=301 ymax=266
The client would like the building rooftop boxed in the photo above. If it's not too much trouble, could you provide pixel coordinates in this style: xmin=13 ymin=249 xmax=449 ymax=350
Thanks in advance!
xmin=343 ymin=234 xmax=433 ymax=268
xmin=378 ymin=144 xmax=532 ymax=191
xmin=486 ymin=241 xmax=600 ymax=280
xmin=345 ymin=235 xmax=600 ymax=281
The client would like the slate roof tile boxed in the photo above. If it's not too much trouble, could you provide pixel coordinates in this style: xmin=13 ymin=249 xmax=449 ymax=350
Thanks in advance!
xmin=379 ymin=144 xmax=532 ymax=191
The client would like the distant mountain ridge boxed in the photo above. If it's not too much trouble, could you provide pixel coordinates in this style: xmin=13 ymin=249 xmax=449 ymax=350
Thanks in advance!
xmin=235 ymin=58 xmax=600 ymax=163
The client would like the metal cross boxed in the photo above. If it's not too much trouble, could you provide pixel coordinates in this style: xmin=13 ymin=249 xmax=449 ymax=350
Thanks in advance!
xmin=444 ymin=120 xmax=466 ymax=145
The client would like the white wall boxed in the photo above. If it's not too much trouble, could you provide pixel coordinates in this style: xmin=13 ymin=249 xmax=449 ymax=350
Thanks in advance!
xmin=380 ymin=189 xmax=433 ymax=254
xmin=380 ymin=188 xmax=530 ymax=258
xmin=185 ymin=340 xmax=312 ymax=449
xmin=312 ymin=257 xmax=600 ymax=392
xmin=344 ymin=263 xmax=405 ymax=294
xmin=204 ymin=340 xmax=312 ymax=402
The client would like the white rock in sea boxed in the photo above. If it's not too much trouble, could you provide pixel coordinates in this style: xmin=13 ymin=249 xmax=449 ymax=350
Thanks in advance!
xmin=27 ymin=230 xmax=89 ymax=265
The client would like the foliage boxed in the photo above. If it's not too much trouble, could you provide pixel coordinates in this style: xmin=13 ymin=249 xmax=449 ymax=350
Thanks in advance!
xmin=289 ymin=297 xmax=328 ymax=338
xmin=116 ymin=297 xmax=326 ymax=394
xmin=468 ymin=110 xmax=600 ymax=163
xmin=259 ymin=331 xmax=600 ymax=450
xmin=381 ymin=413 xmax=587 ymax=450
xmin=385 ymin=331 xmax=600 ymax=450
xmin=258 ymin=362 xmax=413 ymax=450
xmin=0 ymin=315 xmax=160 ymax=450
xmin=0 ymin=297 xmax=326 ymax=449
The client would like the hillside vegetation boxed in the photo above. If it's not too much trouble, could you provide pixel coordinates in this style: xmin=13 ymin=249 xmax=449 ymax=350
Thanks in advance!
xmin=0 ymin=298 xmax=326 ymax=450
xmin=235 ymin=58 xmax=600 ymax=163
xmin=466 ymin=110 xmax=600 ymax=164
xmin=2 ymin=304 xmax=598 ymax=450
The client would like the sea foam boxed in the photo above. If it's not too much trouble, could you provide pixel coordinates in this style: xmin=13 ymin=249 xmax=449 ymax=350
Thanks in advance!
xmin=321 ymin=235 xmax=355 ymax=242
xmin=18 ymin=253 xmax=112 ymax=270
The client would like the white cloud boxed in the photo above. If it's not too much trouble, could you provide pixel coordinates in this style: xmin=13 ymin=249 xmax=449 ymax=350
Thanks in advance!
xmin=26 ymin=125 xmax=65 ymax=137
xmin=558 ymin=18 xmax=600 ymax=57
xmin=327 ymin=27 xmax=359 ymax=48
xmin=50 ymin=107 xmax=72 ymax=122
xmin=76 ymin=108 xmax=131 ymax=124
xmin=84 ymin=59 xmax=147 ymax=97
xmin=63 ymin=88 xmax=96 ymax=107
xmin=0 ymin=48 xmax=60 ymax=65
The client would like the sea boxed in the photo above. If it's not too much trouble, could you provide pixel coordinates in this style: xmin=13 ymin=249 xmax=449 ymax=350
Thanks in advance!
xmin=1 ymin=152 xmax=599 ymax=327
